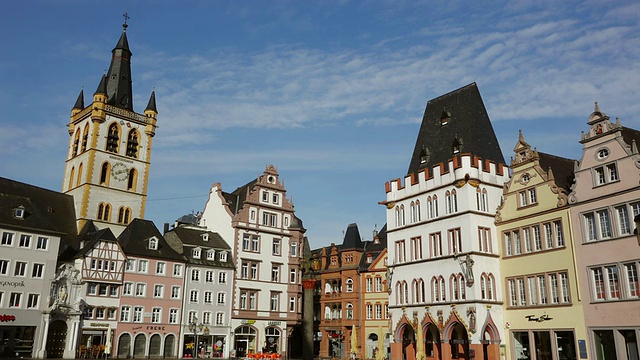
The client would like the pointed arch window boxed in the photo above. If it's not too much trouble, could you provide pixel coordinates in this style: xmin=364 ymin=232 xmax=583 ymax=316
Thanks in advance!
xmin=433 ymin=195 xmax=439 ymax=217
xmin=72 ymin=129 xmax=81 ymax=157
xmin=126 ymin=130 xmax=139 ymax=158
xmin=458 ymin=274 xmax=466 ymax=300
xmin=106 ymin=123 xmax=120 ymax=153
xmin=77 ymin=163 xmax=83 ymax=187
xmin=97 ymin=203 xmax=111 ymax=221
xmin=127 ymin=168 xmax=137 ymax=191
xmin=118 ymin=207 xmax=131 ymax=224
xmin=81 ymin=123 xmax=89 ymax=152
xmin=416 ymin=200 xmax=421 ymax=221
xmin=68 ymin=167 xmax=75 ymax=190
xmin=100 ymin=162 xmax=110 ymax=185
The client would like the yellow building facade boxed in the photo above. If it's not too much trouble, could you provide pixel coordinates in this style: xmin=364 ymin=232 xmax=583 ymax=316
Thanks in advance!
xmin=361 ymin=246 xmax=390 ymax=360
xmin=496 ymin=131 xmax=588 ymax=360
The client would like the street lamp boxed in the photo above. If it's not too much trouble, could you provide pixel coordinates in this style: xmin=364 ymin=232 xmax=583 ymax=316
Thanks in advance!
xmin=188 ymin=318 xmax=205 ymax=358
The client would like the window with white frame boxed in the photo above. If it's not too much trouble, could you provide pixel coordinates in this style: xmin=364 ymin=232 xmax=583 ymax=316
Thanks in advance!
xmin=133 ymin=306 xmax=143 ymax=322
xmin=217 ymin=292 xmax=226 ymax=305
xmin=375 ymin=277 xmax=383 ymax=292
xmin=0 ymin=260 xmax=8 ymax=275
xmin=218 ymin=272 xmax=227 ymax=284
xmin=36 ymin=236 xmax=48 ymax=250
xmin=151 ymin=307 xmax=161 ymax=323
xmin=448 ymin=228 xmax=462 ymax=255
xmin=206 ymin=270 xmax=214 ymax=283
xmin=135 ymin=283 xmax=146 ymax=297
xmin=216 ymin=312 xmax=224 ymax=325
xmin=191 ymin=269 xmax=200 ymax=282
xmin=1 ymin=232 xmax=14 ymax=246
xmin=346 ymin=278 xmax=354 ymax=292
xmin=366 ymin=278 xmax=373 ymax=292
xmin=478 ymin=227 xmax=491 ymax=253
xmin=204 ymin=291 xmax=213 ymax=304
xmin=120 ymin=306 xmax=131 ymax=322
xmin=411 ymin=236 xmax=423 ymax=260
xmin=148 ymin=238 xmax=158 ymax=250
xmin=594 ymin=163 xmax=619 ymax=186
xmin=14 ymin=262 xmax=26 ymax=277
xmin=430 ymin=232 xmax=442 ymax=257
xmin=518 ymin=188 xmax=537 ymax=207
xmin=395 ymin=240 xmax=406 ymax=263
xmin=169 ymin=308 xmax=179 ymax=324
xmin=289 ymin=296 xmax=296 ymax=312
xmin=202 ymin=311 xmax=212 ymax=325
xmin=365 ymin=304 xmax=373 ymax=319
xmin=122 ymin=282 xmax=133 ymax=296
xmin=153 ymin=285 xmax=163 ymax=298
xmin=290 ymin=242 xmax=298 ymax=257
xmin=173 ymin=264 xmax=183 ymax=277
xmin=19 ymin=234 xmax=31 ymax=248
xmin=508 ymin=271 xmax=570 ymax=308
xmin=271 ymin=265 xmax=280 ymax=282
xmin=262 ymin=212 xmax=277 ymax=227
xmin=31 ymin=263 xmax=44 ymax=278
xmin=137 ymin=260 xmax=148 ymax=273
xmin=207 ymin=249 xmax=215 ymax=260
xmin=270 ymin=292 xmax=279 ymax=311
xmin=272 ymin=238 xmax=281 ymax=255
xmin=190 ymin=290 xmax=199 ymax=303
xmin=156 ymin=261 xmax=166 ymax=275
xmin=290 ymin=269 xmax=297 ymax=284
xmin=219 ymin=252 xmax=227 ymax=262
xmin=192 ymin=248 xmax=201 ymax=259
xmin=171 ymin=286 xmax=181 ymax=299
xmin=26 ymin=293 xmax=39 ymax=308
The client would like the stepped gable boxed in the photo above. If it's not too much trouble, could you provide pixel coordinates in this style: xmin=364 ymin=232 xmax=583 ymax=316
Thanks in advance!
xmin=0 ymin=177 xmax=78 ymax=255
xmin=407 ymin=83 xmax=505 ymax=177
xmin=538 ymin=152 xmax=576 ymax=193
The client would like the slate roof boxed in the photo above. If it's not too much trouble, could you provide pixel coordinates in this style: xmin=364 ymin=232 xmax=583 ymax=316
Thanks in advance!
xmin=622 ymin=126 xmax=640 ymax=150
xmin=117 ymin=218 xmax=183 ymax=261
xmin=358 ymin=224 xmax=387 ymax=272
xmin=105 ymin=25 xmax=134 ymax=111
xmin=0 ymin=177 xmax=78 ymax=255
xmin=538 ymin=152 xmax=576 ymax=193
xmin=407 ymin=83 xmax=505 ymax=176
xmin=223 ymin=179 xmax=258 ymax=215
xmin=342 ymin=223 xmax=363 ymax=250
xmin=164 ymin=226 xmax=234 ymax=269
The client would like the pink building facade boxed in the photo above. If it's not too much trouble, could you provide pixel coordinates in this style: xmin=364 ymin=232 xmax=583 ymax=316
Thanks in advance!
xmin=568 ymin=104 xmax=640 ymax=360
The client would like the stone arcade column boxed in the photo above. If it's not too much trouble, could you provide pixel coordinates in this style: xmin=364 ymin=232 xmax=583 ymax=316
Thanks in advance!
xmin=302 ymin=278 xmax=317 ymax=360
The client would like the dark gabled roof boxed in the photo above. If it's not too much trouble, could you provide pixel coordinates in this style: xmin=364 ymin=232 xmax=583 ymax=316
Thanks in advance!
xmin=223 ymin=179 xmax=258 ymax=215
xmin=0 ymin=177 xmax=78 ymax=255
xmin=408 ymin=83 xmax=505 ymax=176
xmin=342 ymin=223 xmax=363 ymax=250
xmin=621 ymin=126 xmax=640 ymax=150
xmin=117 ymin=219 xmax=183 ymax=261
xmin=538 ymin=152 xmax=576 ymax=193
xmin=164 ymin=226 xmax=234 ymax=269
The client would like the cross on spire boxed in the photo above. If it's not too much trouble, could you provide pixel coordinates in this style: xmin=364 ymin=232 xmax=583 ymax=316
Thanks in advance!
xmin=122 ymin=11 xmax=130 ymax=30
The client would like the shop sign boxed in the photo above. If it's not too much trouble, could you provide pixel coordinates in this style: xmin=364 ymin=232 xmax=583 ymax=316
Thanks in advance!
xmin=525 ymin=314 xmax=553 ymax=322
xmin=90 ymin=323 xmax=110 ymax=327
xmin=0 ymin=281 xmax=25 ymax=288
xmin=147 ymin=326 xmax=166 ymax=331
xmin=0 ymin=315 xmax=16 ymax=322
xmin=267 ymin=321 xmax=281 ymax=326
xmin=241 ymin=320 xmax=256 ymax=325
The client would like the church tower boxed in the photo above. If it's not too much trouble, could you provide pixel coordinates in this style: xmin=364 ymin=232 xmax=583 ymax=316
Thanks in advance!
xmin=62 ymin=20 xmax=157 ymax=235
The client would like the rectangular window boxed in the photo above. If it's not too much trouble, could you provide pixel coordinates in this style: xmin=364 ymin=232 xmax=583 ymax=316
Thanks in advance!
xmin=26 ymin=293 xmax=39 ymax=308
xmin=14 ymin=261 xmax=26 ymax=277
xmin=375 ymin=304 xmax=382 ymax=319
xmin=375 ymin=277 xmax=383 ymax=292
xmin=0 ymin=260 xmax=8 ymax=275
xmin=243 ymin=234 xmax=250 ymax=251
xmin=598 ymin=210 xmax=612 ymax=239
xmin=122 ymin=282 xmax=133 ymax=296
xmin=217 ymin=292 xmax=226 ymax=305
xmin=205 ymin=270 xmax=214 ymax=283
xmin=544 ymin=223 xmax=553 ymax=249
xmin=216 ymin=312 xmax=224 ymax=325
xmin=262 ymin=212 xmax=277 ymax=227
xmin=153 ymin=285 xmax=164 ymax=298
xmin=606 ymin=266 xmax=620 ymax=299
xmin=251 ymin=263 xmax=258 ymax=280
xmin=592 ymin=268 xmax=606 ymax=300
xmin=8 ymin=293 xmax=21 ymax=308
xmin=31 ymin=263 xmax=44 ymax=278
xmin=202 ymin=311 xmax=211 ymax=325
xmin=517 ymin=279 xmax=526 ymax=306
xmin=155 ymin=262 xmax=166 ymax=275
xmin=171 ymin=264 xmax=182 ymax=277
xmin=204 ymin=291 xmax=213 ymax=304
xmin=448 ymin=228 xmax=462 ymax=255
xmin=1 ymin=232 xmax=13 ymax=246
xmin=411 ymin=236 xmax=423 ymax=260
xmin=478 ymin=227 xmax=491 ymax=253
xmin=504 ymin=232 xmax=512 ymax=256
xmin=513 ymin=230 xmax=521 ymax=255
xmin=528 ymin=188 xmax=537 ymax=204
xmin=430 ymin=233 xmax=442 ymax=257
xmin=626 ymin=263 xmax=639 ymax=298
xmin=560 ymin=273 xmax=570 ymax=303
xmin=98 ymin=284 xmax=108 ymax=296
xmin=291 ymin=242 xmax=298 ymax=257
xmin=290 ymin=269 xmax=297 ymax=284
xmin=120 ymin=306 xmax=131 ymax=322
xmin=508 ymin=279 xmax=517 ymax=307
xmin=191 ymin=269 xmax=200 ymax=282
xmin=549 ymin=274 xmax=559 ymax=304
xmin=366 ymin=278 xmax=373 ymax=292
xmin=137 ymin=260 xmax=148 ymax=273
xmin=366 ymin=304 xmax=373 ymax=319
xmin=554 ymin=221 xmax=565 ymax=247
xmin=169 ymin=309 xmax=179 ymax=324
xmin=396 ymin=240 xmax=406 ymax=263
xmin=251 ymin=235 xmax=260 ymax=252
xmin=538 ymin=275 xmax=547 ymax=305
xmin=36 ymin=236 xmax=48 ymax=250
xmin=151 ymin=308 xmax=161 ymax=323
xmin=289 ymin=296 xmax=295 ymax=312
xmin=616 ymin=206 xmax=631 ymax=235
xmin=272 ymin=238 xmax=281 ymax=255
xmin=270 ymin=292 xmax=279 ymax=311
xmin=533 ymin=225 xmax=542 ymax=251
xmin=190 ymin=290 xmax=199 ymax=303
xmin=218 ymin=272 xmax=227 ymax=284
xmin=108 ymin=308 xmax=116 ymax=319
xmin=87 ymin=283 xmax=97 ymax=295
xmin=19 ymin=234 xmax=31 ymax=248
xmin=523 ymin=228 xmax=532 ymax=252
xmin=133 ymin=306 xmax=143 ymax=322
xmin=125 ymin=259 xmax=135 ymax=272
xmin=135 ymin=283 xmax=146 ymax=297
xmin=172 ymin=285 xmax=181 ymax=299
xmin=528 ymin=277 xmax=537 ymax=305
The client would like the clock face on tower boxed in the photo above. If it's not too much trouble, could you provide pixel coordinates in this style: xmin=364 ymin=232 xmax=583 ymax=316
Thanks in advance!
xmin=111 ymin=162 xmax=129 ymax=181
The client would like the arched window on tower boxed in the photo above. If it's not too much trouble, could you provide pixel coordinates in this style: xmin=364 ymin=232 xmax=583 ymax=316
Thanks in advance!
xmin=416 ymin=200 xmax=421 ymax=221
xmin=126 ymin=129 xmax=139 ymax=158
xmin=118 ymin=207 xmax=132 ymax=224
xmin=77 ymin=163 xmax=83 ymax=186
xmin=72 ymin=129 xmax=81 ymax=157
xmin=98 ymin=203 xmax=111 ymax=221
xmin=106 ymin=123 xmax=120 ymax=153
xmin=81 ymin=123 xmax=89 ymax=152
xmin=127 ymin=168 xmax=137 ymax=191
xmin=100 ymin=162 xmax=110 ymax=186
xmin=68 ymin=167 xmax=75 ymax=190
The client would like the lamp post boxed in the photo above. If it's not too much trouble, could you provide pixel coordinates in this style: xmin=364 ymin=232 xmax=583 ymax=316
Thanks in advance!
xmin=188 ymin=318 xmax=204 ymax=358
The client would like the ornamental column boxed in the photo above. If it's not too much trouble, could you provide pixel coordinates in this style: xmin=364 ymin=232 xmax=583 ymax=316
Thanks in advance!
xmin=302 ymin=278 xmax=317 ymax=360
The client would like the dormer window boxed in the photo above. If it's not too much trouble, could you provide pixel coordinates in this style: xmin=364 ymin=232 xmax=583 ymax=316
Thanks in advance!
xmin=148 ymin=237 xmax=158 ymax=250
xmin=219 ymin=252 xmax=227 ymax=262
xmin=419 ymin=147 xmax=430 ymax=164
xmin=452 ymin=136 xmax=462 ymax=154
xmin=13 ymin=206 xmax=25 ymax=220
xmin=202 ymin=233 xmax=209 ymax=242
xmin=193 ymin=248 xmax=201 ymax=259
xmin=366 ymin=254 xmax=373 ymax=263
xmin=207 ymin=250 xmax=215 ymax=260
xmin=440 ymin=109 xmax=451 ymax=126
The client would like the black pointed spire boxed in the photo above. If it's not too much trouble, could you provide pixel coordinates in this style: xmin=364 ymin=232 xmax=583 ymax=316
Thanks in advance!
xmin=73 ymin=88 xmax=85 ymax=110
xmin=105 ymin=22 xmax=134 ymax=111
xmin=94 ymin=74 xmax=107 ymax=95
xmin=145 ymin=90 xmax=157 ymax=113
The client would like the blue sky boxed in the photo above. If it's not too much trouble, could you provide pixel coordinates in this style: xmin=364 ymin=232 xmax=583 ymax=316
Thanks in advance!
xmin=1 ymin=1 xmax=639 ymax=249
